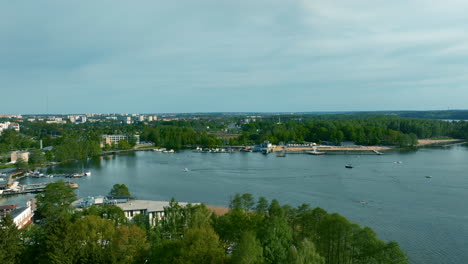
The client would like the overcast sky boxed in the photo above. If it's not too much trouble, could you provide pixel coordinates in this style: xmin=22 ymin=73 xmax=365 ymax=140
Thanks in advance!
xmin=1 ymin=0 xmax=467 ymax=114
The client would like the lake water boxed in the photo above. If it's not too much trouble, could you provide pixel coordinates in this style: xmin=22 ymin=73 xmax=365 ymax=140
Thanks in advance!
xmin=2 ymin=144 xmax=468 ymax=264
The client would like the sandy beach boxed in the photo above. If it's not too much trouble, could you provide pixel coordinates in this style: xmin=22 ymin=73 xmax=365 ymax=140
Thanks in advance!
xmin=273 ymin=139 xmax=464 ymax=153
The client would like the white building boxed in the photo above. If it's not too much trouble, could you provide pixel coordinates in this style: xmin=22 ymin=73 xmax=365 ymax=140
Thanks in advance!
xmin=0 ymin=203 xmax=34 ymax=229
xmin=116 ymin=200 xmax=195 ymax=226
xmin=0 ymin=122 xmax=20 ymax=134
xmin=102 ymin=134 xmax=128 ymax=145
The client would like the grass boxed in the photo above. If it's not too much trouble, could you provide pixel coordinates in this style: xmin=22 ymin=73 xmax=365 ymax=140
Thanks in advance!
xmin=0 ymin=163 xmax=15 ymax=169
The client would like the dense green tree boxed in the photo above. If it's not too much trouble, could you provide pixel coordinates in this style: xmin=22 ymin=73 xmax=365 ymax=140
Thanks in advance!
xmin=289 ymin=239 xmax=324 ymax=264
xmin=176 ymin=226 xmax=226 ymax=264
xmin=28 ymin=149 xmax=46 ymax=168
xmin=0 ymin=215 xmax=23 ymax=264
xmin=111 ymin=225 xmax=150 ymax=264
xmin=255 ymin=196 xmax=269 ymax=215
xmin=15 ymin=157 xmax=29 ymax=170
xmin=72 ymin=215 xmax=115 ymax=263
xmin=231 ymin=231 xmax=263 ymax=264
xmin=108 ymin=184 xmax=131 ymax=197
xmin=259 ymin=213 xmax=293 ymax=264
xmin=118 ymin=139 xmax=132 ymax=150
xmin=83 ymin=204 xmax=127 ymax=226
xmin=36 ymin=180 xmax=77 ymax=219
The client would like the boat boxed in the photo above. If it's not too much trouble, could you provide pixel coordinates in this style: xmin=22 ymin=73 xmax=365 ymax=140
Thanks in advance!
xmin=66 ymin=181 xmax=79 ymax=189
xmin=345 ymin=164 xmax=353 ymax=169
xmin=307 ymin=150 xmax=325 ymax=155
xmin=85 ymin=171 xmax=92 ymax=176
xmin=425 ymin=176 xmax=432 ymax=179
xmin=183 ymin=168 xmax=189 ymax=172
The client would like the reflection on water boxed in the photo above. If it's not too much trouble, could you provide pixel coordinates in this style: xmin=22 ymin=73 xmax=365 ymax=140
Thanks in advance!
xmin=2 ymin=145 xmax=468 ymax=264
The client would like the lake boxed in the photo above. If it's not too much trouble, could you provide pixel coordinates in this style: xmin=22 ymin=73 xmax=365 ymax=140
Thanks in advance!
xmin=2 ymin=144 xmax=468 ymax=264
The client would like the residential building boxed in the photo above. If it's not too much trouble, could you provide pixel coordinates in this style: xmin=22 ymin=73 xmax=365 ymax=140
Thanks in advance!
xmin=0 ymin=203 xmax=34 ymax=229
xmin=0 ymin=121 xmax=20 ymax=134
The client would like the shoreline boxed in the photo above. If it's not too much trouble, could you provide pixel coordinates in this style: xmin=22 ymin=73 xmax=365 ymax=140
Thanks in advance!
xmin=273 ymin=139 xmax=465 ymax=153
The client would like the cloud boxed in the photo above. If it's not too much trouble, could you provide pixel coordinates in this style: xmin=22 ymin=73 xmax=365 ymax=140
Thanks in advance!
xmin=0 ymin=0 xmax=467 ymax=113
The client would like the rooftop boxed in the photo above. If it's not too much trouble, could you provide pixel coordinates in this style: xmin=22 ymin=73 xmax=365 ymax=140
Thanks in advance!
xmin=116 ymin=200 xmax=196 ymax=212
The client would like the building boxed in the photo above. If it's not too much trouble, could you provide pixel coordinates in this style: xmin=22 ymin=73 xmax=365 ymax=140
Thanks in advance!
xmin=10 ymin=151 xmax=30 ymax=163
xmin=0 ymin=121 xmax=20 ymax=134
xmin=115 ymin=200 xmax=195 ymax=226
xmin=102 ymin=134 xmax=128 ymax=145
xmin=0 ymin=203 xmax=34 ymax=229
xmin=0 ymin=204 xmax=17 ymax=217
xmin=75 ymin=197 xmax=196 ymax=226
xmin=102 ymin=134 xmax=140 ymax=146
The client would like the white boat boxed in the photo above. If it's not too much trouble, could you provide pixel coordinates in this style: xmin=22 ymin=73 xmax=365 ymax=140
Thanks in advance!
xmin=183 ymin=168 xmax=189 ymax=172
xmin=85 ymin=171 xmax=92 ymax=176
xmin=307 ymin=150 xmax=325 ymax=155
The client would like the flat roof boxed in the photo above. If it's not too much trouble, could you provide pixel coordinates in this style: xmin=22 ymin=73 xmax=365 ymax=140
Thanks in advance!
xmin=116 ymin=200 xmax=196 ymax=212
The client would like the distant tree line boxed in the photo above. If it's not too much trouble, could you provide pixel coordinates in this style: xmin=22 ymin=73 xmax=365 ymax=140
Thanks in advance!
xmin=230 ymin=117 xmax=467 ymax=147
xmin=141 ymin=126 xmax=222 ymax=149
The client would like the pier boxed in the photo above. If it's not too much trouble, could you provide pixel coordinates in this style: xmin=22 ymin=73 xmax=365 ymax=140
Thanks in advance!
xmin=0 ymin=181 xmax=78 ymax=196
xmin=25 ymin=172 xmax=91 ymax=178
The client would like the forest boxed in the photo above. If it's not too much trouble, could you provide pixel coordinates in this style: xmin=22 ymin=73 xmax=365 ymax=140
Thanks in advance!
xmin=230 ymin=116 xmax=468 ymax=147
xmin=0 ymin=182 xmax=408 ymax=264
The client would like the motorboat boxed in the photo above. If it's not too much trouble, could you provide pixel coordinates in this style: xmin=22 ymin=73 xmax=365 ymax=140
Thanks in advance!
xmin=345 ymin=164 xmax=353 ymax=169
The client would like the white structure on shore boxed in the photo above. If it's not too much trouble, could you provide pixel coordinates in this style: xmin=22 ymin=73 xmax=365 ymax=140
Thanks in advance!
xmin=0 ymin=121 xmax=20 ymax=134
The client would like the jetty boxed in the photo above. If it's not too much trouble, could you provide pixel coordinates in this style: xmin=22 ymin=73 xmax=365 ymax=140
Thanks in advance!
xmin=25 ymin=171 xmax=91 ymax=178
xmin=0 ymin=181 xmax=78 ymax=196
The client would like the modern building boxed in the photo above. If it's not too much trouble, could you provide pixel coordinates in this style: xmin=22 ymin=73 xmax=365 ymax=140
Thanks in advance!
xmin=102 ymin=134 xmax=140 ymax=146
xmin=102 ymin=134 xmax=128 ymax=145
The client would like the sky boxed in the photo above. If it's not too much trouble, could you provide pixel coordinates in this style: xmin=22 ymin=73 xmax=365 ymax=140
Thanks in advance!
xmin=1 ymin=0 xmax=467 ymax=114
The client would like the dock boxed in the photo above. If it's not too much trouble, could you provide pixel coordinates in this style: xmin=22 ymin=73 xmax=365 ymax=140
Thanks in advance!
xmin=26 ymin=172 xmax=91 ymax=178
xmin=0 ymin=181 xmax=78 ymax=196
